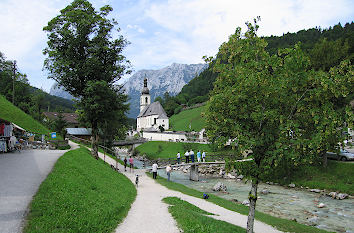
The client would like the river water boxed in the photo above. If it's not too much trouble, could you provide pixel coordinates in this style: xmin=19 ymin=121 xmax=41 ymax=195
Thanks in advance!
xmin=157 ymin=169 xmax=354 ymax=233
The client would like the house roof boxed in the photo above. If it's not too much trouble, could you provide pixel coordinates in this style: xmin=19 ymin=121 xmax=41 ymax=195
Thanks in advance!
xmin=137 ymin=101 xmax=168 ymax=119
xmin=66 ymin=128 xmax=92 ymax=136
xmin=43 ymin=112 xmax=78 ymax=124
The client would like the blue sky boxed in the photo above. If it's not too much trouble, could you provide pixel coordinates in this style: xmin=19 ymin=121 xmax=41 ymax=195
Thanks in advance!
xmin=0 ymin=0 xmax=353 ymax=92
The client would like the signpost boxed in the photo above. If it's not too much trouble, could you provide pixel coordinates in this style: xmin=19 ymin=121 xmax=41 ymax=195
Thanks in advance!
xmin=51 ymin=132 xmax=56 ymax=139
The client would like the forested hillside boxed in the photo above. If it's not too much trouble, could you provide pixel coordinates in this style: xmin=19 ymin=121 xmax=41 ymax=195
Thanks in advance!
xmin=159 ymin=22 xmax=354 ymax=116
xmin=0 ymin=51 xmax=75 ymax=122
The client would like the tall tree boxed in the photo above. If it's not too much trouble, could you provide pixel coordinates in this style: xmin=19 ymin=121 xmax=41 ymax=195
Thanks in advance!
xmin=77 ymin=80 xmax=129 ymax=157
xmin=52 ymin=111 xmax=68 ymax=138
xmin=205 ymin=18 xmax=352 ymax=232
xmin=43 ymin=0 xmax=130 ymax=157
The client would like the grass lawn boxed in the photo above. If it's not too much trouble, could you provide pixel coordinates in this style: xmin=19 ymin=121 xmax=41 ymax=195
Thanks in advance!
xmin=170 ymin=105 xmax=206 ymax=132
xmin=289 ymin=160 xmax=354 ymax=195
xmin=135 ymin=141 xmax=211 ymax=159
xmin=0 ymin=95 xmax=51 ymax=136
xmin=24 ymin=147 xmax=136 ymax=233
xmin=163 ymin=197 xmax=245 ymax=233
xmin=148 ymin=172 xmax=327 ymax=233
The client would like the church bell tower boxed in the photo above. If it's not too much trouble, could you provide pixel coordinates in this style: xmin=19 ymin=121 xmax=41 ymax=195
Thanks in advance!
xmin=140 ymin=76 xmax=151 ymax=112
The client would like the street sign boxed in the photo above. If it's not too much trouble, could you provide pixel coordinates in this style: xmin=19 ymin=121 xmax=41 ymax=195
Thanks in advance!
xmin=51 ymin=132 xmax=57 ymax=139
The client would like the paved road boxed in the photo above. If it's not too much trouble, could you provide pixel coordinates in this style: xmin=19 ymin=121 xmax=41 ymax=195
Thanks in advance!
xmin=0 ymin=149 xmax=65 ymax=233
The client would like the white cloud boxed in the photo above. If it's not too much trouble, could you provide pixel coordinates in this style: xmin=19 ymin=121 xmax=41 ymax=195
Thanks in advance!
xmin=127 ymin=24 xmax=145 ymax=33
xmin=144 ymin=0 xmax=353 ymax=59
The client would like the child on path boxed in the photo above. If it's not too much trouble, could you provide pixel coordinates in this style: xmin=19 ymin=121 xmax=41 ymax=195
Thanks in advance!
xmin=129 ymin=156 xmax=134 ymax=173
xmin=166 ymin=164 xmax=172 ymax=181
xmin=197 ymin=150 xmax=201 ymax=162
xmin=152 ymin=162 xmax=158 ymax=179
xmin=124 ymin=157 xmax=127 ymax=171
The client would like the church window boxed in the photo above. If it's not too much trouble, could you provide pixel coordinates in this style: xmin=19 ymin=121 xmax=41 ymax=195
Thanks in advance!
xmin=145 ymin=97 xmax=148 ymax=104
xmin=154 ymin=118 xmax=157 ymax=125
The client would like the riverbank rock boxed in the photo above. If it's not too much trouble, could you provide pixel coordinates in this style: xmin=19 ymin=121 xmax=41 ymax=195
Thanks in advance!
xmin=288 ymin=183 xmax=296 ymax=188
xmin=212 ymin=182 xmax=227 ymax=192
xmin=336 ymin=193 xmax=348 ymax=200
xmin=310 ymin=189 xmax=321 ymax=193
xmin=237 ymin=175 xmax=244 ymax=180
xmin=327 ymin=192 xmax=337 ymax=199
xmin=226 ymin=173 xmax=236 ymax=179
xmin=242 ymin=200 xmax=250 ymax=206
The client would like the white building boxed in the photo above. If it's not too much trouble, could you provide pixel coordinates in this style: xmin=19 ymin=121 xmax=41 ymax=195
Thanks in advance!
xmin=142 ymin=131 xmax=187 ymax=142
xmin=137 ymin=78 xmax=169 ymax=132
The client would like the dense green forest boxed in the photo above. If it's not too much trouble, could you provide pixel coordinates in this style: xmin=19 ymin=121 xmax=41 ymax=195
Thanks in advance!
xmin=158 ymin=22 xmax=354 ymax=117
xmin=0 ymin=51 xmax=75 ymax=123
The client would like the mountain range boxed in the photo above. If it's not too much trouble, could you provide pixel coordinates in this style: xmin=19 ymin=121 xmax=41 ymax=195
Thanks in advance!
xmin=49 ymin=63 xmax=207 ymax=118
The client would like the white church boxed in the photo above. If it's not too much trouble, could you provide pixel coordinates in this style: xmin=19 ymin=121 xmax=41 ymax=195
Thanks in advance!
xmin=136 ymin=77 xmax=169 ymax=132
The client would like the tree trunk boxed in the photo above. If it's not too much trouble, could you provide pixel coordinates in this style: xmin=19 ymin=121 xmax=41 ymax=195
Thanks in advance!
xmin=247 ymin=178 xmax=259 ymax=233
xmin=322 ymin=153 xmax=328 ymax=168
xmin=91 ymin=123 xmax=99 ymax=159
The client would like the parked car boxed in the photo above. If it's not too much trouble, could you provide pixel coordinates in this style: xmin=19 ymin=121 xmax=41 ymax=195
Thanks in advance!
xmin=326 ymin=149 xmax=354 ymax=161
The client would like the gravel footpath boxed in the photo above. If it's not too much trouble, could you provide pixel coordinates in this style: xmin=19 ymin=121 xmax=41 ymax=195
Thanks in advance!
xmin=87 ymin=143 xmax=282 ymax=233
xmin=0 ymin=143 xmax=76 ymax=233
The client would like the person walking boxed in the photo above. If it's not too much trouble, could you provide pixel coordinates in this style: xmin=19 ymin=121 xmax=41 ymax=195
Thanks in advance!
xmin=202 ymin=151 xmax=206 ymax=162
xmin=185 ymin=150 xmax=190 ymax=163
xmin=166 ymin=164 xmax=172 ymax=181
xmin=197 ymin=150 xmax=201 ymax=162
xmin=129 ymin=156 xmax=134 ymax=173
xmin=124 ymin=157 xmax=128 ymax=171
xmin=190 ymin=149 xmax=195 ymax=163
xmin=152 ymin=161 xmax=158 ymax=179
xmin=177 ymin=152 xmax=181 ymax=164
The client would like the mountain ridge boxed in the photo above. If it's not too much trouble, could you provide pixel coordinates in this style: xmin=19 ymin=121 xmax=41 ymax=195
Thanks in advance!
xmin=49 ymin=63 xmax=207 ymax=118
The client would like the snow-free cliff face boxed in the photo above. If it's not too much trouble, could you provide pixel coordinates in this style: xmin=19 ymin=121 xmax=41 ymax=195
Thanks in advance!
xmin=49 ymin=63 xmax=207 ymax=118
xmin=123 ymin=63 xmax=207 ymax=118
xmin=49 ymin=82 xmax=75 ymax=100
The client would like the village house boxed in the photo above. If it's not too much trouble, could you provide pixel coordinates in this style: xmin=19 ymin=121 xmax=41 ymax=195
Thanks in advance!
xmin=43 ymin=112 xmax=80 ymax=128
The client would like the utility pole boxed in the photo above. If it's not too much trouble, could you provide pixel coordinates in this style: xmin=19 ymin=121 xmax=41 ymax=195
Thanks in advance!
xmin=12 ymin=60 xmax=16 ymax=104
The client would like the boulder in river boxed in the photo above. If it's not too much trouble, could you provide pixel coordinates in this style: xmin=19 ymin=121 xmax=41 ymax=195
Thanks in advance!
xmin=336 ymin=193 xmax=348 ymax=200
xmin=261 ymin=189 xmax=270 ymax=195
xmin=212 ymin=182 xmax=227 ymax=192
xmin=226 ymin=173 xmax=236 ymax=179
xmin=310 ymin=189 xmax=321 ymax=193
xmin=307 ymin=216 xmax=319 ymax=226
xmin=288 ymin=183 xmax=296 ymax=188
xmin=317 ymin=203 xmax=325 ymax=208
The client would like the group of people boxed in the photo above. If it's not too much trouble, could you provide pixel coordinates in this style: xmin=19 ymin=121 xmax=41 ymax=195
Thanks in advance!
xmin=123 ymin=156 xmax=134 ymax=172
xmin=176 ymin=150 xmax=206 ymax=164
xmin=152 ymin=162 xmax=172 ymax=181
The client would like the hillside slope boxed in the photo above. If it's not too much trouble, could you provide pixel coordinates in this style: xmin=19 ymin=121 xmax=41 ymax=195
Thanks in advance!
xmin=0 ymin=95 xmax=51 ymax=135
xmin=169 ymin=105 xmax=206 ymax=132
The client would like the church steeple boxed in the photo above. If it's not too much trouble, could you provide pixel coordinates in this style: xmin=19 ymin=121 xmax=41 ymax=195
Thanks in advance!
xmin=141 ymin=76 xmax=149 ymax=94
xmin=140 ymin=75 xmax=151 ymax=112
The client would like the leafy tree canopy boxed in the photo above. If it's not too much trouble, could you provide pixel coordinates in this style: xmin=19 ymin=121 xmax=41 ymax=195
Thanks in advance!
xmin=43 ymin=0 xmax=130 ymax=98
xmin=205 ymin=18 xmax=353 ymax=232
xmin=43 ymin=0 xmax=130 ymax=157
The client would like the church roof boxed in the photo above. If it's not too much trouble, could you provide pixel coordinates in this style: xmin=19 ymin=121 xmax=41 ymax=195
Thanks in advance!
xmin=137 ymin=101 xmax=168 ymax=119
